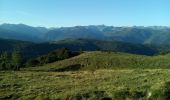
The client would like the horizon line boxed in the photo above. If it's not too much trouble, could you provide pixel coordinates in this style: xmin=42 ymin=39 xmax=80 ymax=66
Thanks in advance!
xmin=1 ymin=23 xmax=170 ymax=28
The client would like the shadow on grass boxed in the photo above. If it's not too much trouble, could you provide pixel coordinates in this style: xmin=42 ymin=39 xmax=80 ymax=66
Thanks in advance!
xmin=55 ymin=64 xmax=83 ymax=72
xmin=62 ymin=91 xmax=111 ymax=100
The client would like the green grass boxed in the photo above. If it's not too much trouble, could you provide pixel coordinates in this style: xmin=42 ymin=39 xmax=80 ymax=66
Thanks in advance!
xmin=2 ymin=51 xmax=170 ymax=99
xmin=1 ymin=69 xmax=170 ymax=99
xmin=24 ymin=51 xmax=170 ymax=71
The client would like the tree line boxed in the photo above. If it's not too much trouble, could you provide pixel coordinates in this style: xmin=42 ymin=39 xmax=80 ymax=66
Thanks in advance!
xmin=26 ymin=48 xmax=77 ymax=67
xmin=0 ymin=48 xmax=79 ymax=70
xmin=0 ymin=50 xmax=22 ymax=70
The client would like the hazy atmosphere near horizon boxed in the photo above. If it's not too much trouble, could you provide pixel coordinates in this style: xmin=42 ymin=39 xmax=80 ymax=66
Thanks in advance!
xmin=2 ymin=0 xmax=170 ymax=100
xmin=1 ymin=0 xmax=170 ymax=27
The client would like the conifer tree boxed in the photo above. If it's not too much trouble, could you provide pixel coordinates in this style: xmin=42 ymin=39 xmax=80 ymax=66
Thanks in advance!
xmin=12 ymin=50 xmax=22 ymax=70
xmin=0 ymin=52 xmax=10 ymax=70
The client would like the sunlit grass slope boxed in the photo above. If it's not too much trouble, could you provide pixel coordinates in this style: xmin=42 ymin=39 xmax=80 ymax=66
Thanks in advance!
xmin=1 ymin=69 xmax=170 ymax=99
xmin=25 ymin=51 xmax=170 ymax=71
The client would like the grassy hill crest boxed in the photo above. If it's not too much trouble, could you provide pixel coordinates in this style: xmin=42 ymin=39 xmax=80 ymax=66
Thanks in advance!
xmin=25 ymin=51 xmax=170 ymax=71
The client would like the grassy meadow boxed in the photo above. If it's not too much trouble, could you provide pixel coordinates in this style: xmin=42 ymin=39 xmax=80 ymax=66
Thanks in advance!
xmin=1 ymin=51 xmax=170 ymax=99
xmin=1 ymin=69 xmax=170 ymax=99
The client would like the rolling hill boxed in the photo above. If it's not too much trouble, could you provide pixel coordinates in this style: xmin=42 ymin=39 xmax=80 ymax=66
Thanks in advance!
xmin=25 ymin=51 xmax=170 ymax=71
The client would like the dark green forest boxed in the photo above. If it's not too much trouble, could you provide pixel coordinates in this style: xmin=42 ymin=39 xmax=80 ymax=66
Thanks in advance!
xmin=0 ymin=48 xmax=78 ymax=70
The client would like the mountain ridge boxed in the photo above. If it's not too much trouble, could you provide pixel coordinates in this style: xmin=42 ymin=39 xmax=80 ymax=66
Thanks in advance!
xmin=1 ymin=23 xmax=170 ymax=45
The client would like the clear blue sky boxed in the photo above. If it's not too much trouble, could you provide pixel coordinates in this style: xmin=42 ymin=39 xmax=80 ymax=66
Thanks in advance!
xmin=0 ymin=0 xmax=170 ymax=27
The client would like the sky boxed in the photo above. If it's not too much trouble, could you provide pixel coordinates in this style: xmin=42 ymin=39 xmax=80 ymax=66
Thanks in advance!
xmin=0 ymin=0 xmax=170 ymax=27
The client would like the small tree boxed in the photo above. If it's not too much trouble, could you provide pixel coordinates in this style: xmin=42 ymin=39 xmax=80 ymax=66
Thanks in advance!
xmin=0 ymin=52 xmax=10 ymax=70
xmin=63 ymin=49 xmax=70 ymax=59
xmin=79 ymin=48 xmax=84 ymax=54
xmin=57 ymin=48 xmax=70 ymax=59
xmin=11 ymin=50 xmax=22 ymax=70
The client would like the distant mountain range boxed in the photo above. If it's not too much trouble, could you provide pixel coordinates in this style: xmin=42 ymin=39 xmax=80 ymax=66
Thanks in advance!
xmin=2 ymin=23 xmax=170 ymax=59
xmin=1 ymin=24 xmax=170 ymax=45
xmin=0 ymin=24 xmax=48 ymax=42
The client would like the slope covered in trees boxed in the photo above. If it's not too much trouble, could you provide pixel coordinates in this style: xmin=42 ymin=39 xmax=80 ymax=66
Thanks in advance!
xmin=0 ymin=38 xmax=161 ymax=59
xmin=25 ymin=48 xmax=78 ymax=67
